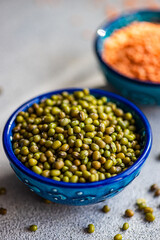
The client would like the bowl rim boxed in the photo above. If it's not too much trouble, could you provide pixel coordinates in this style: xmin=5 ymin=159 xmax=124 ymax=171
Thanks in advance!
xmin=3 ymin=88 xmax=152 ymax=188
xmin=94 ymin=8 xmax=160 ymax=86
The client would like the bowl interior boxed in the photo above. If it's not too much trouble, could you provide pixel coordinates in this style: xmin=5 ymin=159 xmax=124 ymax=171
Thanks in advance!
xmin=3 ymin=88 xmax=152 ymax=188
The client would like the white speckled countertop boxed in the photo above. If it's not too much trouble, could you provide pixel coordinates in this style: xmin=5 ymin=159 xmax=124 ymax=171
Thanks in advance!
xmin=1 ymin=1 xmax=160 ymax=239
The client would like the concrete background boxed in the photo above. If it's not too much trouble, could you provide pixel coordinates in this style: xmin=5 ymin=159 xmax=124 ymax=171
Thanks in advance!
xmin=0 ymin=0 xmax=160 ymax=239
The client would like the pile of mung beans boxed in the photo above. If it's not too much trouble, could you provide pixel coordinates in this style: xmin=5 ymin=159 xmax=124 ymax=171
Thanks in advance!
xmin=12 ymin=89 xmax=141 ymax=183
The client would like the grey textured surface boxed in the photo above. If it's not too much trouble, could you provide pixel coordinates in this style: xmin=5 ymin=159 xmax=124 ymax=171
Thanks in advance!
xmin=0 ymin=0 xmax=160 ymax=239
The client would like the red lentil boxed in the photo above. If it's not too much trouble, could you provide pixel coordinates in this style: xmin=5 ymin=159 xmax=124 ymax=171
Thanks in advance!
xmin=103 ymin=21 xmax=160 ymax=83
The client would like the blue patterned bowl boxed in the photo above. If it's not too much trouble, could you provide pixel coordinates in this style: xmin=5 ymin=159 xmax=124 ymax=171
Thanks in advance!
xmin=3 ymin=88 xmax=152 ymax=205
xmin=94 ymin=9 xmax=160 ymax=105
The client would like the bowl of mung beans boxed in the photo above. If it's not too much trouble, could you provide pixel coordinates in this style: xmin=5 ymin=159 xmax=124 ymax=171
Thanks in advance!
xmin=3 ymin=88 xmax=152 ymax=205
xmin=94 ymin=9 xmax=160 ymax=105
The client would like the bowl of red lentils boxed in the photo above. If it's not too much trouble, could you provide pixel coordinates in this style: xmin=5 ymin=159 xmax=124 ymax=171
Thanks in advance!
xmin=94 ymin=9 xmax=160 ymax=105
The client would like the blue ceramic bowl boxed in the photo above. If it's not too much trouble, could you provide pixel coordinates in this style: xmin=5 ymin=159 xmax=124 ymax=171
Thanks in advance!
xmin=3 ymin=88 xmax=152 ymax=205
xmin=94 ymin=9 xmax=160 ymax=105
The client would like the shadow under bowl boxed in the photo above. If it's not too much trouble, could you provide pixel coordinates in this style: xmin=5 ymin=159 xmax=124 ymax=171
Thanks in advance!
xmin=3 ymin=88 xmax=152 ymax=205
xmin=94 ymin=9 xmax=160 ymax=105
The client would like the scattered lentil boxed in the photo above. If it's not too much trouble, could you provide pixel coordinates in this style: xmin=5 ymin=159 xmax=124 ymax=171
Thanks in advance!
xmin=144 ymin=207 xmax=154 ymax=214
xmin=87 ymin=224 xmax=95 ymax=233
xmin=138 ymin=202 xmax=147 ymax=210
xmin=136 ymin=198 xmax=146 ymax=205
xmin=150 ymin=184 xmax=159 ymax=191
xmin=29 ymin=225 xmax=38 ymax=232
xmin=154 ymin=189 xmax=160 ymax=197
xmin=0 ymin=208 xmax=7 ymax=215
xmin=102 ymin=205 xmax=110 ymax=213
xmin=114 ymin=233 xmax=122 ymax=240
xmin=125 ymin=209 xmax=134 ymax=217
xmin=43 ymin=199 xmax=51 ymax=204
xmin=0 ymin=187 xmax=6 ymax=195
xmin=145 ymin=213 xmax=155 ymax=222
xmin=122 ymin=222 xmax=129 ymax=231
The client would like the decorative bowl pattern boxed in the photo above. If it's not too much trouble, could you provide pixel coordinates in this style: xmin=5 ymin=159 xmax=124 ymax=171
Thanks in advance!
xmin=94 ymin=9 xmax=160 ymax=105
xmin=3 ymin=88 xmax=152 ymax=205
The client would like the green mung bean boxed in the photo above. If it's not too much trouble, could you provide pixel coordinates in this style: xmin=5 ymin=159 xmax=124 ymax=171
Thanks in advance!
xmin=12 ymin=89 xmax=141 ymax=183
xmin=87 ymin=224 xmax=95 ymax=233
xmin=122 ymin=222 xmax=129 ymax=231
xmin=29 ymin=225 xmax=38 ymax=232
xmin=114 ymin=234 xmax=122 ymax=240
xmin=0 ymin=208 xmax=7 ymax=215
